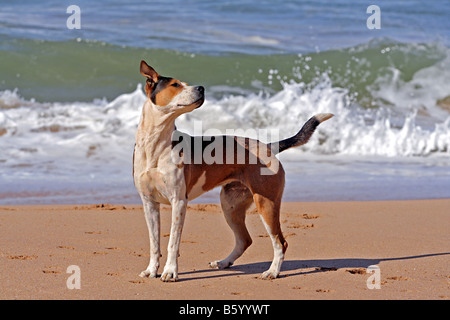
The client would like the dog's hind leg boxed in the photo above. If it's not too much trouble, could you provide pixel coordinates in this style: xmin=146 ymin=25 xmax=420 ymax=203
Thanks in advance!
xmin=248 ymin=166 xmax=287 ymax=279
xmin=253 ymin=192 xmax=287 ymax=279
xmin=139 ymin=197 xmax=161 ymax=278
xmin=209 ymin=182 xmax=253 ymax=269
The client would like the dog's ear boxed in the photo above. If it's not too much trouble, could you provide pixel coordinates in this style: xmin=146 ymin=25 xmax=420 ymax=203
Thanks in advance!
xmin=140 ymin=60 xmax=159 ymax=83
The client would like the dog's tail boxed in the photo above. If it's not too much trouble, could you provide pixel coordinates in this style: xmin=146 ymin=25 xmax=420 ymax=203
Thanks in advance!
xmin=268 ymin=113 xmax=333 ymax=154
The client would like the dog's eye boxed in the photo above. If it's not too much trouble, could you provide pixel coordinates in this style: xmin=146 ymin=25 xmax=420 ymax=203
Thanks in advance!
xmin=171 ymin=82 xmax=181 ymax=88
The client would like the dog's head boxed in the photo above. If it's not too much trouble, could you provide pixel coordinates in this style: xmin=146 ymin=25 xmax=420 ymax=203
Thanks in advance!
xmin=140 ymin=60 xmax=204 ymax=114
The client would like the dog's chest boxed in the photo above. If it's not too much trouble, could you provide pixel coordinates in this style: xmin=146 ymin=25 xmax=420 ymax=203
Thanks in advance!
xmin=133 ymin=140 xmax=186 ymax=204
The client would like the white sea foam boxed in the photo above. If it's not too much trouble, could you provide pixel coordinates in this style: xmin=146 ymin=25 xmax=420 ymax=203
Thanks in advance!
xmin=1 ymin=73 xmax=449 ymax=183
xmin=179 ymin=75 xmax=450 ymax=158
xmin=368 ymin=46 xmax=450 ymax=122
xmin=1 ymin=73 xmax=449 ymax=204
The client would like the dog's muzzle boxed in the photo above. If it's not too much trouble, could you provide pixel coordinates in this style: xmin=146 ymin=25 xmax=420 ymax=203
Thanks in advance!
xmin=194 ymin=86 xmax=205 ymax=108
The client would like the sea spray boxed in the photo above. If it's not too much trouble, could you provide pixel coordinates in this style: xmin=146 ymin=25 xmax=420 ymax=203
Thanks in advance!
xmin=1 ymin=40 xmax=449 ymax=203
xmin=1 ymin=73 xmax=449 ymax=180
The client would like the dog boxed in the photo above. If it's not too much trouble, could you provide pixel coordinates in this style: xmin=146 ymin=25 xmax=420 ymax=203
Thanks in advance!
xmin=133 ymin=60 xmax=333 ymax=282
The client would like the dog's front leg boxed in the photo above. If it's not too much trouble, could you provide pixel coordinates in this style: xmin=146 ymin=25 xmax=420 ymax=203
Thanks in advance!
xmin=139 ymin=198 xmax=161 ymax=278
xmin=160 ymin=199 xmax=187 ymax=282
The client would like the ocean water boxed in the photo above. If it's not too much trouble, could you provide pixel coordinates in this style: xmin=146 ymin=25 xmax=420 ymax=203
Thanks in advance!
xmin=0 ymin=0 xmax=449 ymax=204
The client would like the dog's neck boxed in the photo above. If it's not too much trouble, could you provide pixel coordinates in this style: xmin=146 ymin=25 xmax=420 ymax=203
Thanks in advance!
xmin=141 ymin=100 xmax=177 ymax=130
xmin=136 ymin=100 xmax=178 ymax=164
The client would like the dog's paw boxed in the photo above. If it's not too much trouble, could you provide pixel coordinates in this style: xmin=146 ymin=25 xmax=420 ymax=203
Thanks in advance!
xmin=209 ymin=260 xmax=233 ymax=269
xmin=259 ymin=270 xmax=279 ymax=280
xmin=139 ymin=269 xmax=157 ymax=278
xmin=160 ymin=271 xmax=178 ymax=282
xmin=160 ymin=265 xmax=178 ymax=282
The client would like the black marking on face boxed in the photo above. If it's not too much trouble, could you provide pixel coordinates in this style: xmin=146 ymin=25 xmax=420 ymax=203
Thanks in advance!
xmin=150 ymin=76 xmax=173 ymax=105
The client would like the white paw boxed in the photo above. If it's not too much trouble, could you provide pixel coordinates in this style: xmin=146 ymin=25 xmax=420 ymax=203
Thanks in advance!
xmin=160 ymin=265 xmax=178 ymax=282
xmin=160 ymin=272 xmax=178 ymax=282
xmin=209 ymin=260 xmax=232 ymax=269
xmin=260 ymin=270 xmax=279 ymax=280
xmin=139 ymin=269 xmax=157 ymax=278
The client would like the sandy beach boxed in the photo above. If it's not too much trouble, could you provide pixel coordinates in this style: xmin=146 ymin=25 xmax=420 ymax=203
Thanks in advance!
xmin=0 ymin=199 xmax=448 ymax=300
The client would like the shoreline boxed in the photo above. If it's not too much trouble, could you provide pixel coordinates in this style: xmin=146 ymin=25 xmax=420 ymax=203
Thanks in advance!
xmin=1 ymin=199 xmax=449 ymax=300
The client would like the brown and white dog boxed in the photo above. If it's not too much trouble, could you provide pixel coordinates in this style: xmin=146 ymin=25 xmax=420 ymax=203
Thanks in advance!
xmin=133 ymin=60 xmax=333 ymax=282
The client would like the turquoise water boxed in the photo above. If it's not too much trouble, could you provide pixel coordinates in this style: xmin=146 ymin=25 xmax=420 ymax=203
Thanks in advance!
xmin=0 ymin=1 xmax=449 ymax=204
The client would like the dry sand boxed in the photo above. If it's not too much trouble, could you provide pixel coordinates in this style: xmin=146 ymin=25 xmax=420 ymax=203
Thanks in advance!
xmin=0 ymin=199 xmax=449 ymax=300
